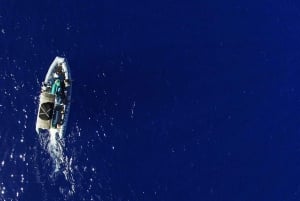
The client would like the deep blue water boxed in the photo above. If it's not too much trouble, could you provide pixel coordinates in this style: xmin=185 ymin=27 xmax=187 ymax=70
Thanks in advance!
xmin=1 ymin=0 xmax=300 ymax=200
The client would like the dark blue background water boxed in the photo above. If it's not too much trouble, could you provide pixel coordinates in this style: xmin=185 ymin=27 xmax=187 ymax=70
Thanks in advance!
xmin=1 ymin=0 xmax=300 ymax=200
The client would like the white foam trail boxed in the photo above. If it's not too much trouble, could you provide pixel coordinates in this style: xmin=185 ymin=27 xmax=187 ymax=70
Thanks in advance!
xmin=37 ymin=128 xmax=76 ymax=199
xmin=48 ymin=128 xmax=64 ymax=173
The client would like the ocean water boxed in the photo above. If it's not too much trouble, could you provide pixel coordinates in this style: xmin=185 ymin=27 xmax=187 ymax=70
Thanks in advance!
xmin=1 ymin=0 xmax=300 ymax=201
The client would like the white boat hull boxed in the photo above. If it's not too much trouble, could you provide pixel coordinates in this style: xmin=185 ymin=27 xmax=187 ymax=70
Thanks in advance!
xmin=36 ymin=57 xmax=72 ymax=137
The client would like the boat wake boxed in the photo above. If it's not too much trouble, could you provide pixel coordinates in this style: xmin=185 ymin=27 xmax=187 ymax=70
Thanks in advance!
xmin=37 ymin=128 xmax=76 ymax=198
xmin=38 ymin=129 xmax=65 ymax=174
xmin=48 ymin=128 xmax=64 ymax=173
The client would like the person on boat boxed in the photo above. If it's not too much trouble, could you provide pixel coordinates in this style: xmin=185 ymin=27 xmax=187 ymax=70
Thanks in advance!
xmin=55 ymin=63 xmax=66 ymax=80
xmin=52 ymin=105 xmax=63 ymax=128
xmin=55 ymin=63 xmax=63 ymax=74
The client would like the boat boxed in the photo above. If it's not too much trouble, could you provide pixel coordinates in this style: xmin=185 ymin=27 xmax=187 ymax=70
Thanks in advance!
xmin=36 ymin=57 xmax=72 ymax=137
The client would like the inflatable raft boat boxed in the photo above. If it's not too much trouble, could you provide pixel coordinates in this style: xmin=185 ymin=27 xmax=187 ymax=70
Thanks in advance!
xmin=35 ymin=57 xmax=72 ymax=137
